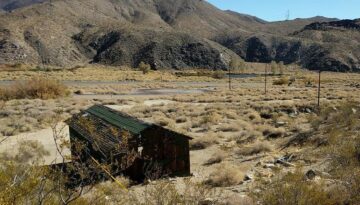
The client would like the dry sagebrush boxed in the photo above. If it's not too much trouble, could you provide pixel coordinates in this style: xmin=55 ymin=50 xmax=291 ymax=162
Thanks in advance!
xmin=0 ymin=77 xmax=69 ymax=101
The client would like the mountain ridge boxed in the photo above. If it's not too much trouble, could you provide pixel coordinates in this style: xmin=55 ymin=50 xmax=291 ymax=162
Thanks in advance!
xmin=0 ymin=0 xmax=358 ymax=72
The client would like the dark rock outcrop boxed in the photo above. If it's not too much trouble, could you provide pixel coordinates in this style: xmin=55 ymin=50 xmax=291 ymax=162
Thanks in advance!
xmin=302 ymin=19 xmax=360 ymax=32
xmin=74 ymin=28 xmax=237 ymax=69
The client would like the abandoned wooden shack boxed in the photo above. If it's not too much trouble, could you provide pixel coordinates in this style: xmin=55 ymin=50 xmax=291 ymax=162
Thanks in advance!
xmin=65 ymin=104 xmax=192 ymax=182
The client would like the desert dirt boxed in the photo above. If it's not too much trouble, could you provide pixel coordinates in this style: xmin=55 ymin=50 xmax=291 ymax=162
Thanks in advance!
xmin=0 ymin=67 xmax=359 ymax=202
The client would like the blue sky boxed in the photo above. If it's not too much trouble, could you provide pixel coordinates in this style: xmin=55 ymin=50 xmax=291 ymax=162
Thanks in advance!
xmin=207 ymin=0 xmax=359 ymax=22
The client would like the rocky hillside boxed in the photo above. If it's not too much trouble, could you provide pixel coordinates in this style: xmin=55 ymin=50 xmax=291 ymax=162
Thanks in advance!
xmin=0 ymin=0 xmax=358 ymax=72
xmin=0 ymin=0 xmax=45 ymax=11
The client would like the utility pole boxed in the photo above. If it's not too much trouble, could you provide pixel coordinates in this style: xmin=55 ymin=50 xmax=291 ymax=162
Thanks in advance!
xmin=228 ymin=65 xmax=232 ymax=90
xmin=265 ymin=64 xmax=268 ymax=95
xmin=317 ymin=70 xmax=321 ymax=107
xmin=285 ymin=10 xmax=290 ymax=21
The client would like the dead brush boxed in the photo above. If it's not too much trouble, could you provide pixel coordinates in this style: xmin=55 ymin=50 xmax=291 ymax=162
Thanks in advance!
xmin=236 ymin=141 xmax=273 ymax=156
xmin=205 ymin=163 xmax=245 ymax=187
xmin=0 ymin=77 xmax=69 ymax=100
xmin=190 ymin=134 xmax=219 ymax=150
xmin=273 ymin=76 xmax=289 ymax=85
xmin=257 ymin=125 xmax=286 ymax=139
xmin=203 ymin=151 xmax=227 ymax=166
xmin=217 ymin=123 xmax=240 ymax=132
xmin=235 ymin=130 xmax=263 ymax=144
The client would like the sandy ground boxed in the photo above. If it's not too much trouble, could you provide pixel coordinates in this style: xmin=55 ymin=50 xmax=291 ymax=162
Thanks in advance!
xmin=0 ymin=123 xmax=71 ymax=165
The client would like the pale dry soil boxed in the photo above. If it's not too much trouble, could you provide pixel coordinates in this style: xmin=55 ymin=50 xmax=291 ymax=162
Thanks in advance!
xmin=0 ymin=69 xmax=359 ymax=202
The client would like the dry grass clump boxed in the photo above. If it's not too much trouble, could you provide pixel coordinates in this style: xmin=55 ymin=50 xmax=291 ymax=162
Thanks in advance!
xmin=154 ymin=117 xmax=175 ymax=128
xmin=190 ymin=134 xmax=219 ymax=150
xmin=0 ymin=99 xmax=89 ymax=136
xmin=237 ymin=141 xmax=273 ymax=156
xmin=235 ymin=130 xmax=263 ymax=144
xmin=212 ymin=70 xmax=225 ymax=79
xmin=253 ymin=169 xmax=337 ymax=205
xmin=205 ymin=163 xmax=245 ymax=187
xmin=175 ymin=116 xmax=187 ymax=123
xmin=201 ymin=111 xmax=222 ymax=124
xmin=203 ymin=151 xmax=227 ymax=166
xmin=223 ymin=195 xmax=254 ymax=205
xmin=217 ymin=123 xmax=240 ymax=132
xmin=273 ymin=76 xmax=289 ymax=85
xmin=257 ymin=125 xmax=286 ymax=139
xmin=0 ymin=77 xmax=69 ymax=101
xmin=244 ymin=109 xmax=262 ymax=122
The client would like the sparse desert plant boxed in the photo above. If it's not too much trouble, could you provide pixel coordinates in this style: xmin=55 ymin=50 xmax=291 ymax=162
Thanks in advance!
xmin=273 ymin=76 xmax=289 ymax=85
xmin=84 ymin=178 xmax=218 ymax=205
xmin=253 ymin=169 xmax=336 ymax=205
xmin=236 ymin=141 xmax=273 ymax=156
xmin=258 ymin=125 xmax=286 ymax=139
xmin=212 ymin=70 xmax=225 ymax=79
xmin=245 ymin=110 xmax=262 ymax=122
xmin=154 ymin=117 xmax=174 ymax=127
xmin=314 ymin=102 xmax=360 ymax=203
xmin=203 ymin=151 xmax=226 ymax=166
xmin=175 ymin=116 xmax=187 ymax=123
xmin=217 ymin=123 xmax=240 ymax=132
xmin=229 ymin=57 xmax=246 ymax=73
xmin=205 ymin=163 xmax=244 ymax=187
xmin=0 ymin=77 xmax=69 ymax=101
xmin=278 ymin=61 xmax=285 ymax=75
xmin=235 ymin=130 xmax=262 ymax=145
xmin=224 ymin=194 xmax=254 ymax=205
xmin=201 ymin=111 xmax=222 ymax=125
xmin=271 ymin=61 xmax=278 ymax=75
xmin=138 ymin=61 xmax=151 ymax=74
xmin=190 ymin=134 xmax=218 ymax=150
xmin=126 ymin=179 xmax=217 ymax=205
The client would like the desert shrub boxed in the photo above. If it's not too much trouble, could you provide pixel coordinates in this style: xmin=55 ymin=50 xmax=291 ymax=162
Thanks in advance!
xmin=278 ymin=61 xmax=285 ymax=75
xmin=138 ymin=61 xmax=151 ymax=74
xmin=245 ymin=110 xmax=262 ymax=122
xmin=88 ymin=178 xmax=217 ymax=205
xmin=270 ymin=61 xmax=278 ymax=75
xmin=223 ymin=195 xmax=254 ymax=205
xmin=11 ymin=63 xmax=23 ymax=69
xmin=201 ymin=111 xmax=222 ymax=124
xmin=212 ymin=70 xmax=225 ymax=79
xmin=190 ymin=134 xmax=218 ymax=150
xmin=229 ymin=58 xmax=246 ymax=73
xmin=205 ymin=163 xmax=244 ymax=187
xmin=302 ymin=76 xmax=315 ymax=87
xmin=203 ymin=151 xmax=226 ymax=166
xmin=235 ymin=130 xmax=262 ymax=145
xmin=236 ymin=141 xmax=273 ymax=156
xmin=259 ymin=125 xmax=286 ymax=139
xmin=273 ymin=76 xmax=289 ymax=85
xmin=175 ymin=116 xmax=187 ymax=123
xmin=253 ymin=169 xmax=336 ymax=205
xmin=315 ymin=102 xmax=360 ymax=203
xmin=155 ymin=117 xmax=172 ymax=127
xmin=217 ymin=123 xmax=240 ymax=132
xmin=0 ymin=77 xmax=69 ymax=101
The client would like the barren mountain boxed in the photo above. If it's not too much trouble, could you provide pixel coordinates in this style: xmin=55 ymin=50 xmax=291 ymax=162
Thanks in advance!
xmin=0 ymin=0 xmax=358 ymax=71
xmin=0 ymin=0 xmax=45 ymax=11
